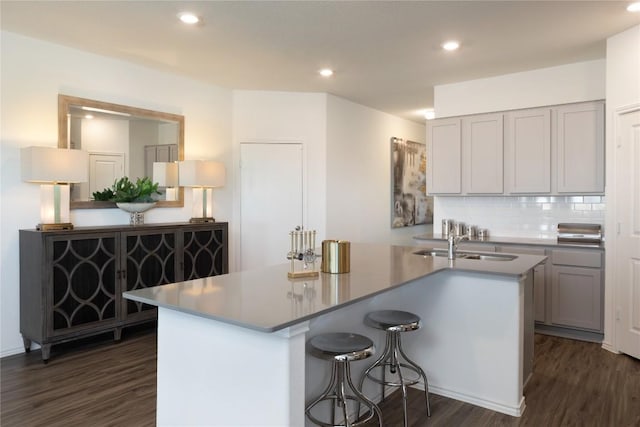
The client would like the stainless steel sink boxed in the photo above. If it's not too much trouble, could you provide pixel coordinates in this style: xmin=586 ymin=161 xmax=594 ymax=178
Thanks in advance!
xmin=413 ymin=248 xmax=517 ymax=261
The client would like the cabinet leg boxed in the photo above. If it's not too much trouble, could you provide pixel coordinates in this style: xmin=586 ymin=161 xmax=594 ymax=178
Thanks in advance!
xmin=41 ymin=344 xmax=51 ymax=363
xmin=114 ymin=327 xmax=122 ymax=342
xmin=22 ymin=337 xmax=32 ymax=353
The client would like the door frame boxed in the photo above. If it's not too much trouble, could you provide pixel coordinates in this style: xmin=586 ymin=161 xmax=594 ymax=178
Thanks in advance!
xmin=232 ymin=139 xmax=309 ymax=273
xmin=606 ymin=102 xmax=640 ymax=355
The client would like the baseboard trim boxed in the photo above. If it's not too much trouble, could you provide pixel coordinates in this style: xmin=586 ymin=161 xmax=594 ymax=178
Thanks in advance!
xmin=415 ymin=383 xmax=525 ymax=417
xmin=1 ymin=346 xmax=28 ymax=359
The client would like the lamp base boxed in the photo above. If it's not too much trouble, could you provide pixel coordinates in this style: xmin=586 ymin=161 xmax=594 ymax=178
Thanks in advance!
xmin=37 ymin=222 xmax=74 ymax=231
xmin=189 ymin=217 xmax=216 ymax=223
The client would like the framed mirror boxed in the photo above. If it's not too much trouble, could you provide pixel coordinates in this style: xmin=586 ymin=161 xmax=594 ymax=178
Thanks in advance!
xmin=58 ymin=94 xmax=184 ymax=209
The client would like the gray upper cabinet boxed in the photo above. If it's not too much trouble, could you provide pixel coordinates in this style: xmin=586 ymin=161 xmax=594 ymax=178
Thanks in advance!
xmin=427 ymin=118 xmax=461 ymax=194
xmin=504 ymin=108 xmax=551 ymax=194
xmin=555 ymin=101 xmax=605 ymax=193
xmin=462 ymin=113 xmax=504 ymax=194
xmin=427 ymin=101 xmax=604 ymax=196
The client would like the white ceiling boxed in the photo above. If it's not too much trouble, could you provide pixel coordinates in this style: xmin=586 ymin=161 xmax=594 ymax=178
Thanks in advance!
xmin=2 ymin=1 xmax=639 ymax=122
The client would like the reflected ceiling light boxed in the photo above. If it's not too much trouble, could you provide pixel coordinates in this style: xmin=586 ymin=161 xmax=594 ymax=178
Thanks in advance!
xmin=319 ymin=68 xmax=334 ymax=77
xmin=627 ymin=2 xmax=640 ymax=12
xmin=84 ymin=114 xmax=94 ymax=119
xmin=178 ymin=12 xmax=200 ymax=24
xmin=80 ymin=106 xmax=131 ymax=117
xmin=442 ymin=40 xmax=460 ymax=51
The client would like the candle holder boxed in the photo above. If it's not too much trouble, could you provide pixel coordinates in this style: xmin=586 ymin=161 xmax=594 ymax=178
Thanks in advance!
xmin=286 ymin=226 xmax=319 ymax=279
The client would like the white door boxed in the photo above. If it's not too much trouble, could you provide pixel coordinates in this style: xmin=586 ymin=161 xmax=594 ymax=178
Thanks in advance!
xmin=240 ymin=143 xmax=303 ymax=271
xmin=86 ymin=152 xmax=125 ymax=200
xmin=616 ymin=109 xmax=640 ymax=359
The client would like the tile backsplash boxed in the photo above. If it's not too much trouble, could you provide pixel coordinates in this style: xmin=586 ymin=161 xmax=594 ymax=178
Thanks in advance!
xmin=434 ymin=196 xmax=605 ymax=239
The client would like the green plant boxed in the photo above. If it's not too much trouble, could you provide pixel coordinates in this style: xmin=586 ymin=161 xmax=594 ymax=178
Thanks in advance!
xmin=92 ymin=176 xmax=161 ymax=203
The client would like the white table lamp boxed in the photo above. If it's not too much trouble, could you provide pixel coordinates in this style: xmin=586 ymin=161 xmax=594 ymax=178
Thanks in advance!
xmin=21 ymin=146 xmax=89 ymax=230
xmin=153 ymin=162 xmax=179 ymax=202
xmin=178 ymin=160 xmax=225 ymax=223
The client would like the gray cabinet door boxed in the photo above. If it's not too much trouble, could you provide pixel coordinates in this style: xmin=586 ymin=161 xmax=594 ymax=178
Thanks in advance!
xmin=555 ymin=101 xmax=605 ymax=193
xmin=551 ymin=265 xmax=602 ymax=331
xmin=427 ymin=118 xmax=461 ymax=194
xmin=504 ymin=108 xmax=551 ymax=194
xmin=462 ymin=113 xmax=504 ymax=194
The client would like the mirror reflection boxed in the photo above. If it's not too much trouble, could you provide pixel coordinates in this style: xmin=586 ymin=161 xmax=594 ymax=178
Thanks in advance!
xmin=58 ymin=95 xmax=184 ymax=208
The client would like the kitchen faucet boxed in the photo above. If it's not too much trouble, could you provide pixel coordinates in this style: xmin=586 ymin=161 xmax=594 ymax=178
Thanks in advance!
xmin=447 ymin=234 xmax=470 ymax=260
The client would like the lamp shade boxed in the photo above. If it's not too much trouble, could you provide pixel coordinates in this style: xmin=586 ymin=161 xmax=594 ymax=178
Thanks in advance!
xmin=153 ymin=162 xmax=179 ymax=187
xmin=179 ymin=160 xmax=225 ymax=188
xmin=21 ymin=146 xmax=88 ymax=183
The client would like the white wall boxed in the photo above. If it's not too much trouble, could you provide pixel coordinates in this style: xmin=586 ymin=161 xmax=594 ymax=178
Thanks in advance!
xmin=603 ymin=24 xmax=640 ymax=351
xmin=434 ymin=59 xmax=606 ymax=118
xmin=231 ymin=91 xmax=429 ymax=255
xmin=326 ymin=94 xmax=429 ymax=245
xmin=0 ymin=31 xmax=233 ymax=357
xmin=231 ymin=90 xmax=328 ymax=264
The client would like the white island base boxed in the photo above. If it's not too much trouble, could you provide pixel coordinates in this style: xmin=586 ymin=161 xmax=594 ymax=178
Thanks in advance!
xmin=154 ymin=269 xmax=532 ymax=426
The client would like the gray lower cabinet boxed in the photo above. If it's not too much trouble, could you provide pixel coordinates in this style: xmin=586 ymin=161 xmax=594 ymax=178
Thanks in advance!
xmin=499 ymin=244 xmax=604 ymax=340
xmin=549 ymin=248 xmax=603 ymax=332
xmin=550 ymin=266 xmax=602 ymax=331
xmin=20 ymin=222 xmax=228 ymax=361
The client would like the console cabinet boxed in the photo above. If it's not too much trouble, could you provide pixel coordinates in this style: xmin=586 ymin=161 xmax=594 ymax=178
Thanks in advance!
xmin=20 ymin=222 xmax=228 ymax=361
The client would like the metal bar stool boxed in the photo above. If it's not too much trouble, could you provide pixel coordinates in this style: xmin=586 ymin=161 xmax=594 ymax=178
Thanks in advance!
xmin=359 ymin=310 xmax=431 ymax=427
xmin=306 ymin=332 xmax=383 ymax=427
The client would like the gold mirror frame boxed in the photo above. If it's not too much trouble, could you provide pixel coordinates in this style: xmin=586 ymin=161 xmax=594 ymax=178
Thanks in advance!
xmin=58 ymin=94 xmax=184 ymax=209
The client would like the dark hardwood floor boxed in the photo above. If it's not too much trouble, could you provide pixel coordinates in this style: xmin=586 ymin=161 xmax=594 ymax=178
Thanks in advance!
xmin=1 ymin=330 xmax=639 ymax=426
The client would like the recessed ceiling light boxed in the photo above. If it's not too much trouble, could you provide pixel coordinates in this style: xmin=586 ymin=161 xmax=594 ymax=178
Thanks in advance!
xmin=319 ymin=68 xmax=334 ymax=77
xmin=442 ymin=41 xmax=460 ymax=51
xmin=84 ymin=114 xmax=94 ymax=119
xmin=178 ymin=12 xmax=200 ymax=25
xmin=628 ymin=2 xmax=640 ymax=12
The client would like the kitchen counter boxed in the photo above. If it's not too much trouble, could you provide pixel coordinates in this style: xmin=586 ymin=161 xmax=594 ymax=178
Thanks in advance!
xmin=125 ymin=243 xmax=545 ymax=426
xmin=124 ymin=243 xmax=545 ymax=332
xmin=414 ymin=233 xmax=604 ymax=250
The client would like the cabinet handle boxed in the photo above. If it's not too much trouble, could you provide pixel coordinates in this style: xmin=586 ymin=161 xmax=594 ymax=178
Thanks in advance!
xmin=116 ymin=270 xmax=121 ymax=280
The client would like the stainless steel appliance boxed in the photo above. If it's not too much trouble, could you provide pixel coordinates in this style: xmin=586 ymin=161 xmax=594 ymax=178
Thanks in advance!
xmin=557 ymin=223 xmax=602 ymax=245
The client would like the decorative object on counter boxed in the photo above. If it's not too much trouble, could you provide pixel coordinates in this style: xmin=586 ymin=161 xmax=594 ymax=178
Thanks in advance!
xmin=179 ymin=160 xmax=226 ymax=223
xmin=21 ymin=146 xmax=89 ymax=231
xmin=391 ymin=137 xmax=433 ymax=228
xmin=464 ymin=224 xmax=479 ymax=239
xmin=305 ymin=332 xmax=383 ymax=427
xmin=321 ymin=240 xmax=351 ymax=274
xmin=116 ymin=202 xmax=156 ymax=225
xmin=287 ymin=226 xmax=319 ymax=279
xmin=453 ymin=221 xmax=466 ymax=237
xmin=93 ymin=176 xmax=161 ymax=202
xmin=153 ymin=162 xmax=179 ymax=202
xmin=477 ymin=228 xmax=489 ymax=240
xmin=93 ymin=176 xmax=161 ymax=225
xmin=441 ymin=218 xmax=453 ymax=237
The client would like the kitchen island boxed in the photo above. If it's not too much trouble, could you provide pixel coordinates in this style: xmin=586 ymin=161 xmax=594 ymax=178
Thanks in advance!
xmin=124 ymin=243 xmax=545 ymax=426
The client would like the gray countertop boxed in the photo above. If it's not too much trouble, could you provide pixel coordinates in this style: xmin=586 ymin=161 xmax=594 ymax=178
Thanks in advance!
xmin=413 ymin=233 xmax=604 ymax=250
xmin=124 ymin=243 xmax=546 ymax=333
